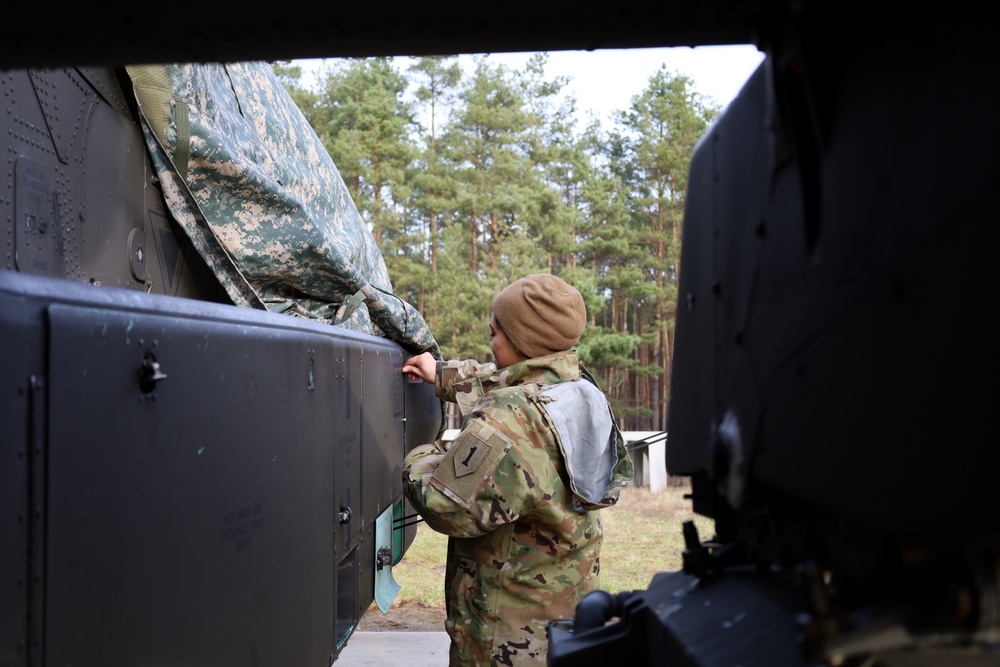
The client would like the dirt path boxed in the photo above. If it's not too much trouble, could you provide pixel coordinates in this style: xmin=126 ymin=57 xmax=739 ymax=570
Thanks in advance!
xmin=356 ymin=602 xmax=447 ymax=632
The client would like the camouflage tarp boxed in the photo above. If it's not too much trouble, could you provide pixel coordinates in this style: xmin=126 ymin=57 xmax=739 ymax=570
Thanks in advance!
xmin=126 ymin=62 xmax=439 ymax=356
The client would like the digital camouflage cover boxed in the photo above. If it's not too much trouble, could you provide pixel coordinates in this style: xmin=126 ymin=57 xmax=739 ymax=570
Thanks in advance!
xmin=127 ymin=61 xmax=439 ymax=356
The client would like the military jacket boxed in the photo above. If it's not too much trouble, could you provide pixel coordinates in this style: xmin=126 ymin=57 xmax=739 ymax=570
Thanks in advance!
xmin=403 ymin=352 xmax=632 ymax=667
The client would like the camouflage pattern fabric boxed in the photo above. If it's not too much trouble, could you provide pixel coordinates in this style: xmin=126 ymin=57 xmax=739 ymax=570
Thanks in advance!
xmin=125 ymin=62 xmax=438 ymax=355
xmin=403 ymin=351 xmax=633 ymax=666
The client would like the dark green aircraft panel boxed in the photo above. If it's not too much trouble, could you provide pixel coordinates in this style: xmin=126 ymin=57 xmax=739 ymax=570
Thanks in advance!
xmin=0 ymin=270 xmax=441 ymax=666
xmin=46 ymin=303 xmax=338 ymax=666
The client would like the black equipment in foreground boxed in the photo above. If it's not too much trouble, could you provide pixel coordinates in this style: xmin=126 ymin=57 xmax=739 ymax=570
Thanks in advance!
xmin=548 ymin=12 xmax=999 ymax=667
xmin=1 ymin=270 xmax=441 ymax=665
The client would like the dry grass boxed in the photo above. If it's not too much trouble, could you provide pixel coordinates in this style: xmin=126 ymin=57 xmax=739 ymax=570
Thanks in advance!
xmin=392 ymin=527 xmax=450 ymax=605
xmin=391 ymin=482 xmax=713 ymax=607
xmin=600 ymin=482 xmax=714 ymax=593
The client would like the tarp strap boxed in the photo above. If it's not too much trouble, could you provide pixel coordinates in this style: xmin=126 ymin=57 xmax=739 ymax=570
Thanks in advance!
xmin=174 ymin=103 xmax=190 ymax=180
xmin=334 ymin=289 xmax=367 ymax=325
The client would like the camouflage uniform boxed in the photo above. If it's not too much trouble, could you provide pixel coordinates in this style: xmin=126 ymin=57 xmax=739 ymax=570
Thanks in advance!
xmin=403 ymin=351 xmax=632 ymax=667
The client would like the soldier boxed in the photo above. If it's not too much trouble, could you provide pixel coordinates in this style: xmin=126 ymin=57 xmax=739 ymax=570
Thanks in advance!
xmin=401 ymin=273 xmax=633 ymax=667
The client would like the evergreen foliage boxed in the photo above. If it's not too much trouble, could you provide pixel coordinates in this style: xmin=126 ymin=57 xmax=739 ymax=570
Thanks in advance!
xmin=272 ymin=56 xmax=719 ymax=430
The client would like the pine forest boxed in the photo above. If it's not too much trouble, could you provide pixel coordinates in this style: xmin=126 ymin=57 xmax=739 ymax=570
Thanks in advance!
xmin=273 ymin=55 xmax=720 ymax=431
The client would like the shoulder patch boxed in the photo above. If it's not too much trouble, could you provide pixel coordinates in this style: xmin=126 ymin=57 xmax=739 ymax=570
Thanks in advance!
xmin=431 ymin=420 xmax=513 ymax=508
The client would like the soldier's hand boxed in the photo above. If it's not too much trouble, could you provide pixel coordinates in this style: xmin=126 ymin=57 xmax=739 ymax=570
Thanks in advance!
xmin=402 ymin=352 xmax=436 ymax=383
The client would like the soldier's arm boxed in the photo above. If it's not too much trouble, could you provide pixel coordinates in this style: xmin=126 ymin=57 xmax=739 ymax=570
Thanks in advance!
xmin=436 ymin=359 xmax=497 ymax=404
xmin=403 ymin=406 xmax=543 ymax=538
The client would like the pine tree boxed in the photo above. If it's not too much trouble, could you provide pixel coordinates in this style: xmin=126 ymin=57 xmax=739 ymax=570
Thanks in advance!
xmin=407 ymin=56 xmax=462 ymax=312
xmin=615 ymin=66 xmax=718 ymax=428
xmin=315 ymin=58 xmax=413 ymax=249
xmin=575 ymin=119 xmax=650 ymax=424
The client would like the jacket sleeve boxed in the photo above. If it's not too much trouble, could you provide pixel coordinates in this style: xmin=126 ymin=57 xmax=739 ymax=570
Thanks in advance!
xmin=435 ymin=359 xmax=497 ymax=413
xmin=402 ymin=401 xmax=553 ymax=539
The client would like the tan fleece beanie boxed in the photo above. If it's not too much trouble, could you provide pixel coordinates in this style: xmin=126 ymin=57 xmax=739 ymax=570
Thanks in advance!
xmin=491 ymin=274 xmax=586 ymax=358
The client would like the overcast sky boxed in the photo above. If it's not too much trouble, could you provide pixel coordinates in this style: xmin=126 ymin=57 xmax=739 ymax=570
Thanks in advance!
xmin=482 ymin=45 xmax=764 ymax=125
xmin=296 ymin=44 xmax=764 ymax=130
